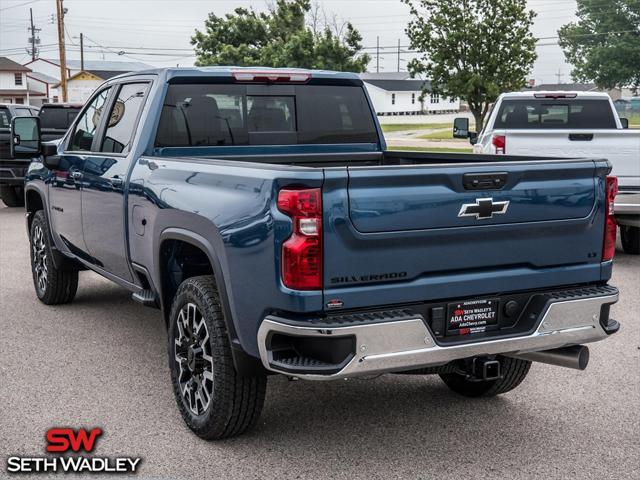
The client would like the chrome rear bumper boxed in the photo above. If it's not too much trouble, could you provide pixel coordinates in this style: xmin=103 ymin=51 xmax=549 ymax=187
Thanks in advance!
xmin=257 ymin=287 xmax=618 ymax=380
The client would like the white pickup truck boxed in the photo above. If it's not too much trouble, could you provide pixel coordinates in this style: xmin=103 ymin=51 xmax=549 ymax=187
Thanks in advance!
xmin=453 ymin=91 xmax=640 ymax=254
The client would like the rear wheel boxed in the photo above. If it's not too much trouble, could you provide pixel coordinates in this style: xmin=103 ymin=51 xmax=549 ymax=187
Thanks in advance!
xmin=168 ymin=275 xmax=267 ymax=440
xmin=439 ymin=356 xmax=531 ymax=397
xmin=620 ymin=225 xmax=640 ymax=255
xmin=0 ymin=185 xmax=24 ymax=207
xmin=29 ymin=211 xmax=78 ymax=304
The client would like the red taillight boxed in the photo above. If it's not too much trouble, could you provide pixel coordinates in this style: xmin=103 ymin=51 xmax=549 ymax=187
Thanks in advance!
xmin=232 ymin=70 xmax=311 ymax=83
xmin=278 ymin=188 xmax=322 ymax=290
xmin=602 ymin=176 xmax=618 ymax=261
xmin=492 ymin=134 xmax=506 ymax=154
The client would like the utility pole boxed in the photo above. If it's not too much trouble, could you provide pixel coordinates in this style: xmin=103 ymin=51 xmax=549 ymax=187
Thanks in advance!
xmin=55 ymin=0 xmax=68 ymax=102
xmin=397 ymin=39 xmax=401 ymax=72
xmin=376 ymin=36 xmax=380 ymax=73
xmin=27 ymin=8 xmax=41 ymax=60
xmin=80 ymin=32 xmax=84 ymax=71
xmin=555 ymin=68 xmax=564 ymax=84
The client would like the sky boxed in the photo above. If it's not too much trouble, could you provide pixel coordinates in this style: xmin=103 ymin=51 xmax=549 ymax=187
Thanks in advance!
xmin=0 ymin=0 xmax=579 ymax=85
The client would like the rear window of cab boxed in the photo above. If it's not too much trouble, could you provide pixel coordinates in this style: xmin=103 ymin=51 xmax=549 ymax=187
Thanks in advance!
xmin=155 ymin=83 xmax=378 ymax=147
xmin=495 ymin=99 xmax=617 ymax=129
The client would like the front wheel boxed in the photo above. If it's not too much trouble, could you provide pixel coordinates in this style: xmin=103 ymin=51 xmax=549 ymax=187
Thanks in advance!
xmin=168 ymin=275 xmax=267 ymax=440
xmin=620 ymin=225 xmax=640 ymax=255
xmin=30 ymin=211 xmax=78 ymax=304
xmin=439 ymin=356 xmax=531 ymax=397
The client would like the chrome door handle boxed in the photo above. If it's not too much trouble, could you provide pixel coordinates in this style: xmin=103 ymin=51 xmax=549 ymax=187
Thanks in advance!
xmin=70 ymin=171 xmax=83 ymax=180
xmin=109 ymin=176 xmax=124 ymax=187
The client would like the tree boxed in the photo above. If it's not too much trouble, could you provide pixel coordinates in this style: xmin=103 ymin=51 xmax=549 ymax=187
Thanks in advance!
xmin=558 ymin=0 xmax=640 ymax=93
xmin=402 ymin=0 xmax=537 ymax=131
xmin=191 ymin=0 xmax=370 ymax=72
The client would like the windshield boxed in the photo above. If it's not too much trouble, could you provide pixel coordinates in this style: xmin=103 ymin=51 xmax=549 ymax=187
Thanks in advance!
xmin=495 ymin=98 xmax=617 ymax=129
xmin=155 ymin=83 xmax=378 ymax=147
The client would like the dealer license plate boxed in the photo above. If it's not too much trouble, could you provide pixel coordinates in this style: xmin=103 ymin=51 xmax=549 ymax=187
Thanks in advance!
xmin=446 ymin=298 xmax=499 ymax=336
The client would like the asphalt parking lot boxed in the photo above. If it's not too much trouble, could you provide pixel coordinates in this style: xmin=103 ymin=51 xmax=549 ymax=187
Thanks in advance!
xmin=1 ymin=203 xmax=638 ymax=479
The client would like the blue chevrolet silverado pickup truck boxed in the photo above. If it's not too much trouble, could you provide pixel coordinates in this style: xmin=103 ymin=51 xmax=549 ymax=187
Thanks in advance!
xmin=10 ymin=67 xmax=620 ymax=440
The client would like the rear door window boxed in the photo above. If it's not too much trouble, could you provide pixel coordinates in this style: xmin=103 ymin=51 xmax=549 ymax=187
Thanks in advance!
xmin=155 ymin=83 xmax=377 ymax=147
xmin=100 ymin=82 xmax=150 ymax=154
xmin=495 ymin=99 xmax=616 ymax=129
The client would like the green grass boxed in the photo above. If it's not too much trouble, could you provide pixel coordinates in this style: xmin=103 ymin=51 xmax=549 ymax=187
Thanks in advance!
xmin=380 ymin=122 xmax=455 ymax=133
xmin=623 ymin=113 xmax=640 ymax=128
xmin=388 ymin=145 xmax=473 ymax=153
xmin=418 ymin=129 xmax=456 ymax=140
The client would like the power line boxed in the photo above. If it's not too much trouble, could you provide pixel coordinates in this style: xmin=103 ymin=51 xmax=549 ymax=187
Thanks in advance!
xmin=0 ymin=0 xmax=41 ymax=12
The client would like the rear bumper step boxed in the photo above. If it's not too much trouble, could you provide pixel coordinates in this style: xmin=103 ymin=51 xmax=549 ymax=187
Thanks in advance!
xmin=257 ymin=285 xmax=619 ymax=380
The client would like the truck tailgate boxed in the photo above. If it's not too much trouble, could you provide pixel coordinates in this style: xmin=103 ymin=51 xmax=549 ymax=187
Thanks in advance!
xmin=348 ymin=161 xmax=595 ymax=232
xmin=504 ymin=129 xmax=640 ymax=188
xmin=323 ymin=157 xmax=610 ymax=309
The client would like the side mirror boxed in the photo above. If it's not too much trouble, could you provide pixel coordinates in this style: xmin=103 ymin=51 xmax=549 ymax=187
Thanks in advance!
xmin=469 ymin=132 xmax=479 ymax=145
xmin=42 ymin=142 xmax=61 ymax=170
xmin=620 ymin=118 xmax=629 ymax=129
xmin=10 ymin=116 xmax=41 ymax=158
xmin=453 ymin=117 xmax=469 ymax=139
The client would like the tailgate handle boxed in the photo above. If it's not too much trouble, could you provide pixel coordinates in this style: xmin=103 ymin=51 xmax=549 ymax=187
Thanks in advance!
xmin=463 ymin=172 xmax=508 ymax=190
xmin=569 ymin=133 xmax=593 ymax=141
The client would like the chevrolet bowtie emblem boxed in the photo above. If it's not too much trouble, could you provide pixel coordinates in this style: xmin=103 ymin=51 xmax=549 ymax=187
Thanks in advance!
xmin=458 ymin=198 xmax=509 ymax=220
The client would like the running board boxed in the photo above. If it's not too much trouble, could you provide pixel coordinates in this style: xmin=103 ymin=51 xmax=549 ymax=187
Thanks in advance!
xmin=132 ymin=289 xmax=159 ymax=308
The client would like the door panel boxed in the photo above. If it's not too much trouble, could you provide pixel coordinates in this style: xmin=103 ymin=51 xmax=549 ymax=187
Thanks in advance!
xmin=48 ymin=152 xmax=88 ymax=255
xmin=81 ymin=82 xmax=150 ymax=282
xmin=81 ymin=154 xmax=132 ymax=279
xmin=49 ymin=87 xmax=112 ymax=257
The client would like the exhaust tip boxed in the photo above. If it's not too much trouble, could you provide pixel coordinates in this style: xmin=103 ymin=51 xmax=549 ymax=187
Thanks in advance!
xmin=576 ymin=345 xmax=589 ymax=371
xmin=508 ymin=345 xmax=590 ymax=371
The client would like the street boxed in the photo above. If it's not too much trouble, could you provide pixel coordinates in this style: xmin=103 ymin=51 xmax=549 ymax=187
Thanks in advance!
xmin=1 ymin=204 xmax=638 ymax=479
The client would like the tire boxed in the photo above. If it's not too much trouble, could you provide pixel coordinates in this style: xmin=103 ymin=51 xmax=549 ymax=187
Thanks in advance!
xmin=168 ymin=275 xmax=267 ymax=440
xmin=30 ymin=211 xmax=79 ymax=305
xmin=620 ymin=225 xmax=640 ymax=255
xmin=0 ymin=185 xmax=24 ymax=207
xmin=439 ymin=356 xmax=531 ymax=398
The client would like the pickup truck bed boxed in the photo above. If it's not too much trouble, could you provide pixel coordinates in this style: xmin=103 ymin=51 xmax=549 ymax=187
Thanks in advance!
xmin=14 ymin=67 xmax=620 ymax=440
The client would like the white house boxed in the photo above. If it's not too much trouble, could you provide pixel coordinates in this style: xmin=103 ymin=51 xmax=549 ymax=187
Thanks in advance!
xmin=23 ymin=58 xmax=152 ymax=81
xmin=24 ymin=58 xmax=153 ymax=104
xmin=0 ymin=57 xmax=46 ymax=105
xmin=361 ymin=72 xmax=460 ymax=116
xmin=52 ymin=70 xmax=125 ymax=104
xmin=26 ymin=71 xmax=59 ymax=106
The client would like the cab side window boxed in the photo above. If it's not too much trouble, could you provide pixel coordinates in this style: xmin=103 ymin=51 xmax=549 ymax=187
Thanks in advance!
xmin=100 ymin=83 xmax=149 ymax=154
xmin=69 ymin=88 xmax=111 ymax=152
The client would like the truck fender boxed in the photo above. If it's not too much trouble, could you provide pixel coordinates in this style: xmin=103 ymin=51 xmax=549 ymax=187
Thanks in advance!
xmin=157 ymin=227 xmax=264 ymax=376
xmin=24 ymin=185 xmax=79 ymax=272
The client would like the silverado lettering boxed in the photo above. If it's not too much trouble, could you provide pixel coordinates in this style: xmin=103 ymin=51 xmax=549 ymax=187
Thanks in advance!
xmin=330 ymin=272 xmax=408 ymax=284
